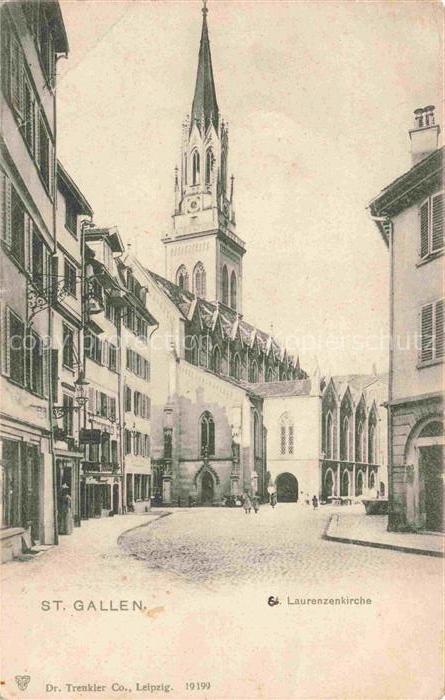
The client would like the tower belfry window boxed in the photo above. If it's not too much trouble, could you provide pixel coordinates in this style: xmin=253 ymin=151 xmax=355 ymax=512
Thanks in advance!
xmin=206 ymin=148 xmax=213 ymax=186
xmin=192 ymin=150 xmax=200 ymax=185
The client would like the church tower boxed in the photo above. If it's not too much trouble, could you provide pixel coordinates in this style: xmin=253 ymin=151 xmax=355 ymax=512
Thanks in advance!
xmin=163 ymin=1 xmax=246 ymax=313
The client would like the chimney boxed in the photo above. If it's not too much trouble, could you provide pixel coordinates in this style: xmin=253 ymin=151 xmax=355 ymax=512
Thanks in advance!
xmin=409 ymin=105 xmax=440 ymax=165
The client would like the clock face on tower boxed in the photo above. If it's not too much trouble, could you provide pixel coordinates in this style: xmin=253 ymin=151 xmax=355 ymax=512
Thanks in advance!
xmin=185 ymin=197 xmax=200 ymax=214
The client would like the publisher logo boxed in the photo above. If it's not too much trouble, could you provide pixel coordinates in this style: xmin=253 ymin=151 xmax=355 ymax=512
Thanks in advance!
xmin=15 ymin=676 xmax=31 ymax=691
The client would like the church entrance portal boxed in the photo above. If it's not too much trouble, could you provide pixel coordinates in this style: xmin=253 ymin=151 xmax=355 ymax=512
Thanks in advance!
xmin=201 ymin=471 xmax=215 ymax=505
xmin=276 ymin=473 xmax=298 ymax=502
xmin=419 ymin=445 xmax=443 ymax=532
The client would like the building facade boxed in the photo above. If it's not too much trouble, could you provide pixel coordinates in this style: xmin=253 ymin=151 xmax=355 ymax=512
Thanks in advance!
xmin=370 ymin=106 xmax=443 ymax=532
xmin=1 ymin=1 xmax=68 ymax=560
xmin=142 ymin=5 xmax=387 ymax=508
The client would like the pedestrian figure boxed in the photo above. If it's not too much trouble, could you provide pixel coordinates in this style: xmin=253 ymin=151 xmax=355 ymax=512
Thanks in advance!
xmin=270 ymin=491 xmax=277 ymax=509
xmin=59 ymin=484 xmax=73 ymax=535
xmin=252 ymin=494 xmax=259 ymax=514
xmin=312 ymin=495 xmax=318 ymax=510
xmin=243 ymin=492 xmax=252 ymax=514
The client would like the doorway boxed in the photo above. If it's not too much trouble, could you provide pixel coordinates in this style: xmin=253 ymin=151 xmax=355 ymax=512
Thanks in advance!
xmin=276 ymin=473 xmax=298 ymax=502
xmin=201 ymin=471 xmax=214 ymax=504
xmin=419 ymin=445 xmax=443 ymax=531
xmin=340 ymin=470 xmax=350 ymax=497
xmin=112 ymin=483 xmax=120 ymax=515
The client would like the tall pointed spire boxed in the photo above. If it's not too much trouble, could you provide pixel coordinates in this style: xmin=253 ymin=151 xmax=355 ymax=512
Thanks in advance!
xmin=190 ymin=0 xmax=219 ymax=133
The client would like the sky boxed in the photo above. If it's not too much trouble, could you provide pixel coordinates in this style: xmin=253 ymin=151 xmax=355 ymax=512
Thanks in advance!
xmin=56 ymin=0 xmax=443 ymax=376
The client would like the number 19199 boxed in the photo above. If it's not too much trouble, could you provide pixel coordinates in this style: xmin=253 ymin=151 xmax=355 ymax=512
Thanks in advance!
xmin=185 ymin=682 xmax=211 ymax=691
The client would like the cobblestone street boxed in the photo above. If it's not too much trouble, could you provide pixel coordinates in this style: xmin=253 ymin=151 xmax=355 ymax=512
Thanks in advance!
xmin=120 ymin=504 xmax=441 ymax=591
xmin=1 ymin=506 xmax=443 ymax=700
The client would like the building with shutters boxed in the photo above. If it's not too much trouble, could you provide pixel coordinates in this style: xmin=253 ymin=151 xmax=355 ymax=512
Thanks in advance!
xmin=369 ymin=106 xmax=444 ymax=532
xmin=117 ymin=250 xmax=157 ymax=514
xmin=0 ymin=1 xmax=69 ymax=560
xmin=52 ymin=163 xmax=93 ymax=531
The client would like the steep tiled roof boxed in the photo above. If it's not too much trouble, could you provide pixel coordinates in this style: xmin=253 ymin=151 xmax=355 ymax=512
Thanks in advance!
xmin=325 ymin=373 xmax=388 ymax=403
xmin=145 ymin=268 xmax=303 ymax=372
xmin=243 ymin=379 xmax=311 ymax=398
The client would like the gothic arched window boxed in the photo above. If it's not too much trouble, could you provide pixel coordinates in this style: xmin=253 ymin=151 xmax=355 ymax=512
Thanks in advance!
xmin=325 ymin=411 xmax=334 ymax=459
xmin=212 ymin=345 xmax=221 ymax=374
xmin=249 ymin=359 xmax=259 ymax=383
xmin=231 ymin=352 xmax=241 ymax=380
xmin=192 ymin=150 xmax=200 ymax=185
xmin=193 ymin=262 xmax=206 ymax=298
xmin=280 ymin=412 xmax=294 ymax=455
xmin=356 ymin=420 xmax=365 ymax=463
xmin=205 ymin=148 xmax=213 ymax=186
xmin=341 ymin=416 xmax=350 ymax=461
xmin=222 ymin=265 xmax=229 ymax=305
xmin=200 ymin=411 xmax=215 ymax=456
xmin=253 ymin=412 xmax=261 ymax=456
xmin=267 ymin=367 xmax=274 ymax=382
xmin=230 ymin=270 xmax=237 ymax=310
xmin=189 ymin=336 xmax=199 ymax=365
xmin=176 ymin=265 xmax=189 ymax=291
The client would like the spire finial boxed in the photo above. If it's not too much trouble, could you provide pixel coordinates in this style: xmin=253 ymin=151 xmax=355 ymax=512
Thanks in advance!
xmin=202 ymin=0 xmax=208 ymax=17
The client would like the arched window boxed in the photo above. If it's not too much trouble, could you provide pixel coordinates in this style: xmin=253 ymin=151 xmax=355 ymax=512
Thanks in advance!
xmin=356 ymin=420 xmax=365 ymax=463
xmin=222 ymin=265 xmax=229 ymax=305
xmin=341 ymin=416 xmax=350 ymax=461
xmin=192 ymin=150 xmax=200 ymax=185
xmin=369 ymin=471 xmax=376 ymax=490
xmin=325 ymin=411 xmax=334 ymax=459
xmin=368 ymin=423 xmax=376 ymax=464
xmin=231 ymin=352 xmax=241 ymax=380
xmin=199 ymin=335 xmax=210 ymax=368
xmin=189 ymin=336 xmax=199 ymax=365
xmin=193 ymin=262 xmax=206 ymax=298
xmin=200 ymin=411 xmax=215 ymax=456
xmin=253 ymin=412 xmax=261 ymax=456
xmin=341 ymin=470 xmax=350 ymax=497
xmin=230 ymin=270 xmax=237 ymax=310
xmin=279 ymin=412 xmax=294 ymax=456
xmin=176 ymin=265 xmax=189 ymax=291
xmin=324 ymin=469 xmax=335 ymax=498
xmin=205 ymin=148 xmax=213 ymax=185
xmin=212 ymin=345 xmax=221 ymax=374
xmin=356 ymin=470 xmax=364 ymax=496
xmin=267 ymin=367 xmax=274 ymax=382
xmin=249 ymin=359 xmax=259 ymax=383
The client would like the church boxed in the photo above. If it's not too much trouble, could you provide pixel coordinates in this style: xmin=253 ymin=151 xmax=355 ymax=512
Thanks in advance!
xmin=138 ymin=3 xmax=387 ymax=506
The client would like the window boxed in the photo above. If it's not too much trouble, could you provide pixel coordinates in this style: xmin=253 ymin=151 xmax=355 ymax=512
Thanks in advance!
xmin=65 ymin=197 xmax=77 ymax=235
xmin=230 ymin=271 xmax=237 ymax=310
xmin=64 ymin=259 xmax=77 ymax=297
xmin=10 ymin=186 xmax=26 ymax=266
xmin=176 ymin=264 xmax=189 ymax=291
xmin=190 ymin=337 xmax=199 ymax=365
xmin=193 ymin=262 xmax=206 ymax=298
xmin=279 ymin=412 xmax=294 ymax=455
xmin=125 ymin=430 xmax=132 ymax=455
xmin=230 ymin=352 xmax=241 ymax=380
xmin=125 ymin=386 xmax=132 ymax=412
xmin=109 ymin=343 xmax=117 ymax=372
xmin=126 ymin=348 xmax=150 ymax=381
xmin=9 ymin=311 xmax=25 ymax=385
xmin=200 ymin=412 xmax=215 ymax=456
xmin=221 ymin=265 xmax=229 ymax=305
xmin=205 ymin=148 xmax=213 ymax=186
xmin=192 ymin=150 xmax=200 ymax=185
xmin=38 ymin=115 xmax=51 ymax=192
xmin=253 ymin=412 xmax=261 ymax=456
xmin=23 ymin=77 xmax=35 ymax=152
xmin=85 ymin=332 xmax=102 ymax=365
xmin=105 ymin=296 xmax=116 ymax=324
xmin=420 ymin=192 xmax=444 ymax=259
xmin=368 ymin=423 xmax=376 ymax=464
xmin=111 ymin=440 xmax=118 ymax=464
xmin=212 ymin=346 xmax=221 ymax=374
xmin=32 ymin=229 xmax=45 ymax=292
xmin=325 ymin=412 xmax=334 ymax=459
xmin=30 ymin=331 xmax=44 ymax=395
xmin=356 ymin=420 xmax=366 ymax=462
xmin=249 ymin=359 xmax=259 ymax=383
xmin=341 ymin=416 xmax=351 ymax=461
xmin=62 ymin=325 xmax=74 ymax=369
xmin=62 ymin=394 xmax=73 ymax=436
xmin=420 ymin=299 xmax=444 ymax=364
xmin=266 ymin=367 xmax=274 ymax=382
